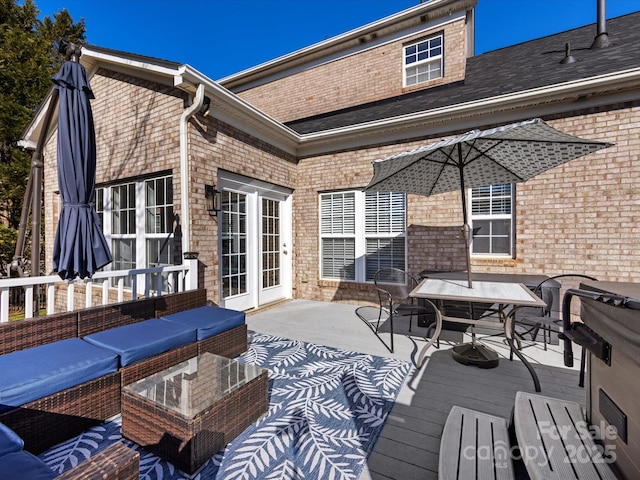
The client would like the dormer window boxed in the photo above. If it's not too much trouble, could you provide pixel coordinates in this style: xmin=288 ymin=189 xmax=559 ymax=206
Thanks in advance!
xmin=403 ymin=34 xmax=443 ymax=87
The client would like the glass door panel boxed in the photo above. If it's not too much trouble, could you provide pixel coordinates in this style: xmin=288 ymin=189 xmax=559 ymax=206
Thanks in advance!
xmin=221 ymin=191 xmax=248 ymax=298
xmin=261 ymin=198 xmax=280 ymax=289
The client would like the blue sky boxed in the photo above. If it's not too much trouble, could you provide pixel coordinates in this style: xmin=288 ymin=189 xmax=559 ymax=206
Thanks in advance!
xmin=31 ymin=0 xmax=640 ymax=80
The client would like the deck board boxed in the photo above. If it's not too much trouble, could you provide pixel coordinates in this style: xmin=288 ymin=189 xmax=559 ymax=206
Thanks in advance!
xmin=247 ymin=299 xmax=584 ymax=480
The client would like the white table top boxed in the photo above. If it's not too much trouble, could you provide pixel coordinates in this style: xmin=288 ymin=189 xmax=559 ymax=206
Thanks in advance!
xmin=410 ymin=278 xmax=546 ymax=308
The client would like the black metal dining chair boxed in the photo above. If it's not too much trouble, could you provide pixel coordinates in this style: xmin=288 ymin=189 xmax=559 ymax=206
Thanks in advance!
xmin=514 ymin=274 xmax=598 ymax=351
xmin=373 ymin=268 xmax=433 ymax=353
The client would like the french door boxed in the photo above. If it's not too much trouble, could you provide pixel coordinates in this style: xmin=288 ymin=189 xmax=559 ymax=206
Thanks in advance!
xmin=219 ymin=174 xmax=292 ymax=311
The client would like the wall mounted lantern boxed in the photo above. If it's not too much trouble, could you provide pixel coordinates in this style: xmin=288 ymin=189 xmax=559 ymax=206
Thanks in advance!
xmin=204 ymin=184 xmax=220 ymax=215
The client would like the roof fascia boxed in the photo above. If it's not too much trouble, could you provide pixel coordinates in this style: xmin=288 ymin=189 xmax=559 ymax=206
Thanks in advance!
xmin=20 ymin=48 xmax=301 ymax=156
xmin=20 ymin=47 xmax=181 ymax=148
xmin=296 ymin=68 xmax=640 ymax=157
xmin=175 ymin=66 xmax=301 ymax=155
xmin=81 ymin=46 xmax=179 ymax=87
xmin=223 ymin=11 xmax=467 ymax=93
xmin=20 ymin=46 xmax=640 ymax=162
xmin=218 ymin=0 xmax=475 ymax=88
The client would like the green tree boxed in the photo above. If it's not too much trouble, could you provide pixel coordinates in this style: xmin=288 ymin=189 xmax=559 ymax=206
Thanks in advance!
xmin=0 ymin=0 xmax=85 ymax=275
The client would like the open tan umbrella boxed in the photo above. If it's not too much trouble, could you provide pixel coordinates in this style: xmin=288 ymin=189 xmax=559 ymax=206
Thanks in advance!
xmin=365 ymin=118 xmax=613 ymax=287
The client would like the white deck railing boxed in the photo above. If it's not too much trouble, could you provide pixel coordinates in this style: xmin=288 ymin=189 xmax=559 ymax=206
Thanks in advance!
xmin=0 ymin=259 xmax=198 ymax=322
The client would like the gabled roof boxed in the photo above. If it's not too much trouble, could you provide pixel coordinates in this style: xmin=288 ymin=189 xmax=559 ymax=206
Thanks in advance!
xmin=286 ymin=11 xmax=640 ymax=135
xmin=219 ymin=0 xmax=476 ymax=90
xmin=21 ymin=8 xmax=640 ymax=158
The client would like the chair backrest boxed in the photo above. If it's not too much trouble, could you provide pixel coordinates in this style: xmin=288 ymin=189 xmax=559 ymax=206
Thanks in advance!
xmin=374 ymin=268 xmax=418 ymax=304
xmin=533 ymin=274 xmax=598 ymax=318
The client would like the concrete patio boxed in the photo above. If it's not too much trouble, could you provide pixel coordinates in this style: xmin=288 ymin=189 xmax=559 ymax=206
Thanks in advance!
xmin=246 ymin=299 xmax=584 ymax=480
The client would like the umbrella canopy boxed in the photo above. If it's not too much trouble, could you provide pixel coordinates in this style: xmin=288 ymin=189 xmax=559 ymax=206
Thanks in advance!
xmin=365 ymin=118 xmax=613 ymax=286
xmin=52 ymin=60 xmax=112 ymax=280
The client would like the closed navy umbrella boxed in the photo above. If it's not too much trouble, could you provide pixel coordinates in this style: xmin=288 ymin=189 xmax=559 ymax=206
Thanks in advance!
xmin=52 ymin=60 xmax=112 ymax=280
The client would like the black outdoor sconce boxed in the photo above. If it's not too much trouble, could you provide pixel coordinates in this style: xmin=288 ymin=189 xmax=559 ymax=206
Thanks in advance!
xmin=205 ymin=184 xmax=220 ymax=215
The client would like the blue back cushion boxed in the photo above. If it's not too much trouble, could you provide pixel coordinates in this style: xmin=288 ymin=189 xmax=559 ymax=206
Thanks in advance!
xmin=0 ymin=338 xmax=119 ymax=413
xmin=0 ymin=423 xmax=23 ymax=457
xmin=161 ymin=305 xmax=245 ymax=340
xmin=0 ymin=451 xmax=55 ymax=479
xmin=83 ymin=319 xmax=196 ymax=366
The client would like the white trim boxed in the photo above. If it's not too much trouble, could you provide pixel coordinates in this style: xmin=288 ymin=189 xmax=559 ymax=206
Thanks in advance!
xmin=218 ymin=172 xmax=293 ymax=310
xmin=223 ymin=12 xmax=464 ymax=93
xmin=403 ymin=34 xmax=444 ymax=87
xmin=470 ymin=184 xmax=514 ymax=257
xmin=319 ymin=190 xmax=407 ymax=282
xmin=21 ymin=45 xmax=640 ymax=160
xmin=296 ymin=67 xmax=640 ymax=156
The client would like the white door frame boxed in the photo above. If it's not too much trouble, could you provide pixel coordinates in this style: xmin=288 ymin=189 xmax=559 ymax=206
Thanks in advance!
xmin=218 ymin=172 xmax=292 ymax=311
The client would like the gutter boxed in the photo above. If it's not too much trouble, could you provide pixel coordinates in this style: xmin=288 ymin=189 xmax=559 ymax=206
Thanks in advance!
xmin=218 ymin=0 xmax=475 ymax=88
xmin=296 ymin=67 xmax=640 ymax=157
xmin=179 ymin=83 xmax=205 ymax=253
xmin=176 ymin=65 xmax=300 ymax=155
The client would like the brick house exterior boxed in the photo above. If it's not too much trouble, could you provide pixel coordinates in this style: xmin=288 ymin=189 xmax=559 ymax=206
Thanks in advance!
xmin=22 ymin=0 xmax=640 ymax=310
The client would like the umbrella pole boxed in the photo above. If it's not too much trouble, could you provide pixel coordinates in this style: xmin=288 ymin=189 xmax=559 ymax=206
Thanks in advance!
xmin=12 ymin=89 xmax=59 ymax=279
xmin=463 ymin=223 xmax=472 ymax=288
xmin=457 ymin=145 xmax=473 ymax=288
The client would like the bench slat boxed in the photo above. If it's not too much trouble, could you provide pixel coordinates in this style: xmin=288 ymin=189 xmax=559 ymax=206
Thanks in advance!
xmin=439 ymin=406 xmax=515 ymax=480
xmin=514 ymin=392 xmax=618 ymax=480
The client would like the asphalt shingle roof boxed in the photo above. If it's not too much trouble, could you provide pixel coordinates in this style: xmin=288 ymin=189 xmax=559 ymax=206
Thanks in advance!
xmin=286 ymin=12 xmax=640 ymax=134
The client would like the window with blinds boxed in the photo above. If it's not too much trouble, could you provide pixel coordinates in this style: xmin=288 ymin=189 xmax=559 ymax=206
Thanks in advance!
xmin=470 ymin=184 xmax=514 ymax=256
xmin=320 ymin=191 xmax=406 ymax=281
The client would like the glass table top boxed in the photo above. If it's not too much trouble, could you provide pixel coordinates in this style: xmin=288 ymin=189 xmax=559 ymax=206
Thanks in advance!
xmin=122 ymin=352 xmax=267 ymax=418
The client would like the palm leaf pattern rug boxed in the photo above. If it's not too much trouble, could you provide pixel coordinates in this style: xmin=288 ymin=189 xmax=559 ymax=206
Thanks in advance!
xmin=40 ymin=332 xmax=412 ymax=479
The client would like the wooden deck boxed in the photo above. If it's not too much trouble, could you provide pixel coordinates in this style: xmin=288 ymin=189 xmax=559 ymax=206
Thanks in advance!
xmin=247 ymin=299 xmax=584 ymax=480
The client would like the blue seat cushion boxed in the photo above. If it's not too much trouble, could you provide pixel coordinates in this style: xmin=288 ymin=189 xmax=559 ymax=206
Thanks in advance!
xmin=0 ymin=338 xmax=119 ymax=413
xmin=0 ymin=423 xmax=23 ymax=457
xmin=161 ymin=305 xmax=245 ymax=340
xmin=83 ymin=319 xmax=197 ymax=366
xmin=0 ymin=451 xmax=55 ymax=479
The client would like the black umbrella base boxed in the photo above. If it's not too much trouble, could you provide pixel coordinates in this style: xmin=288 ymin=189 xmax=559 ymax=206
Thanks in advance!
xmin=451 ymin=343 xmax=499 ymax=369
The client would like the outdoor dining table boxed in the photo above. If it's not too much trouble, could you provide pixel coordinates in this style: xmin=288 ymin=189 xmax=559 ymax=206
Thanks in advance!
xmin=410 ymin=276 xmax=547 ymax=391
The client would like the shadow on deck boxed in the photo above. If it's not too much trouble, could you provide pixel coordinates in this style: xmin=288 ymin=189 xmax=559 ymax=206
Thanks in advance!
xmin=247 ymin=299 xmax=585 ymax=480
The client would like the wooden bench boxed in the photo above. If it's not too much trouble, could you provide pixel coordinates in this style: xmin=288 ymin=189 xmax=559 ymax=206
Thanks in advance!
xmin=514 ymin=392 xmax=619 ymax=480
xmin=439 ymin=406 xmax=515 ymax=479
xmin=440 ymin=392 xmax=622 ymax=479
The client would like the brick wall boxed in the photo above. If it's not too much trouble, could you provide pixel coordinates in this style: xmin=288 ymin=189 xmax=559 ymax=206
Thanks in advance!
xmin=188 ymin=116 xmax=297 ymax=303
xmin=42 ymin=66 xmax=640 ymax=311
xmin=514 ymin=108 xmax=640 ymax=282
xmin=236 ymin=18 xmax=468 ymax=123
xmin=42 ymin=69 xmax=186 ymax=277
xmin=292 ymin=106 xmax=640 ymax=306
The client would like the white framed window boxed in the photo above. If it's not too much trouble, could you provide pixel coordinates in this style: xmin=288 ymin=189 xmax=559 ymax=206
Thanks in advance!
xmin=404 ymin=34 xmax=443 ymax=87
xmin=96 ymin=174 xmax=174 ymax=288
xmin=320 ymin=191 xmax=406 ymax=282
xmin=470 ymin=184 xmax=514 ymax=256
xmin=111 ymin=182 xmax=137 ymax=276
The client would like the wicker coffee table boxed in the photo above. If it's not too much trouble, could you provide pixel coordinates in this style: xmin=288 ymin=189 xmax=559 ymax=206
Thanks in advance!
xmin=121 ymin=352 xmax=268 ymax=475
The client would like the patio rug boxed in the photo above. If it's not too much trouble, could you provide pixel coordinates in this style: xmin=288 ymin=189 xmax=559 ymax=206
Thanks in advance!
xmin=40 ymin=331 xmax=413 ymax=480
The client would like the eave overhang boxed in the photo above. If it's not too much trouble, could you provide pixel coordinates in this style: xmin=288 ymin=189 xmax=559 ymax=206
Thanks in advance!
xmin=218 ymin=0 xmax=477 ymax=90
xmin=20 ymin=47 xmax=640 ymax=162
xmin=295 ymin=67 xmax=640 ymax=157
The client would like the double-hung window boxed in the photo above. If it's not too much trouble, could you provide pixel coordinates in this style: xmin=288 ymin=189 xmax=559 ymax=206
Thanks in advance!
xmin=111 ymin=182 xmax=137 ymax=275
xmin=404 ymin=34 xmax=443 ymax=87
xmin=320 ymin=191 xmax=406 ymax=282
xmin=96 ymin=174 xmax=174 ymax=289
xmin=470 ymin=184 xmax=514 ymax=256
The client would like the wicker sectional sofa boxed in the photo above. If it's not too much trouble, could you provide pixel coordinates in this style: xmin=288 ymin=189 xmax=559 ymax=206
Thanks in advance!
xmin=0 ymin=289 xmax=247 ymax=476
